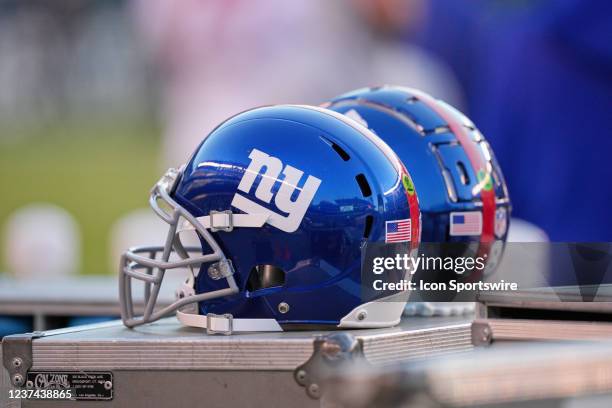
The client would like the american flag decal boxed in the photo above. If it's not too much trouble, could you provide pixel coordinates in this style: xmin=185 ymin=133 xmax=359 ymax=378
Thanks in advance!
xmin=385 ymin=219 xmax=412 ymax=243
xmin=450 ymin=211 xmax=482 ymax=236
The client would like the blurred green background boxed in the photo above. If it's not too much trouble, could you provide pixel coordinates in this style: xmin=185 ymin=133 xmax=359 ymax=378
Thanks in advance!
xmin=0 ymin=122 xmax=160 ymax=275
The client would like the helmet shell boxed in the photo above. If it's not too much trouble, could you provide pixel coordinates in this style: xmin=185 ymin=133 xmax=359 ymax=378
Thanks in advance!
xmin=172 ymin=105 xmax=420 ymax=326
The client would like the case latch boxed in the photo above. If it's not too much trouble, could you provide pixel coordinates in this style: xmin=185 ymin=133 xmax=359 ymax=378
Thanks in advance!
xmin=2 ymin=331 xmax=45 ymax=387
xmin=294 ymin=332 xmax=364 ymax=399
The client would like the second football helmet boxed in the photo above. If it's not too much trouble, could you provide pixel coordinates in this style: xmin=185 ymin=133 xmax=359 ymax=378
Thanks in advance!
xmin=325 ymin=86 xmax=511 ymax=273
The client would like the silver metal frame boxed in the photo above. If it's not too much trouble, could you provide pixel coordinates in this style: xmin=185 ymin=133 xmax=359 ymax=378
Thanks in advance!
xmin=119 ymin=168 xmax=239 ymax=328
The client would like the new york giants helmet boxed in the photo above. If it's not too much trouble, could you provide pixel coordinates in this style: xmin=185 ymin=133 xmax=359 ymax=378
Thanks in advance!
xmin=324 ymin=86 xmax=511 ymax=273
xmin=119 ymin=105 xmax=421 ymax=333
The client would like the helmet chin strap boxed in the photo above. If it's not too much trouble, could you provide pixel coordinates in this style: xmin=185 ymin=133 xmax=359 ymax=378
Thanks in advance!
xmin=176 ymin=308 xmax=283 ymax=334
xmin=178 ymin=211 xmax=269 ymax=233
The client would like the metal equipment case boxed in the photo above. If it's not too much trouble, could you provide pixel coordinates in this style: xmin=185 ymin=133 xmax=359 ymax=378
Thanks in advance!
xmin=2 ymin=316 xmax=472 ymax=407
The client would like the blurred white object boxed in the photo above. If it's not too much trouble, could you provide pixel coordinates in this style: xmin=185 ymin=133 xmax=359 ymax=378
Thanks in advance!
xmin=3 ymin=203 xmax=80 ymax=279
xmin=109 ymin=208 xmax=200 ymax=275
xmin=369 ymin=42 xmax=463 ymax=109
xmin=404 ymin=302 xmax=475 ymax=317
xmin=109 ymin=208 xmax=167 ymax=274
xmin=507 ymin=217 xmax=549 ymax=242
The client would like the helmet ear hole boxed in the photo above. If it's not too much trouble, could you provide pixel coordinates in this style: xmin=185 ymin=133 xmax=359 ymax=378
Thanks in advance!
xmin=246 ymin=265 xmax=286 ymax=291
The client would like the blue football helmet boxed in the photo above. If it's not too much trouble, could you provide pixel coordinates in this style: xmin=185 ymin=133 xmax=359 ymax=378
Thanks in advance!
xmin=120 ymin=105 xmax=421 ymax=332
xmin=324 ymin=86 xmax=511 ymax=272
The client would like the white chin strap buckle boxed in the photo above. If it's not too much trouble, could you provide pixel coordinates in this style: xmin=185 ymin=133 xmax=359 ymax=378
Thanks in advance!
xmin=209 ymin=210 xmax=234 ymax=232
xmin=179 ymin=211 xmax=269 ymax=233
xmin=206 ymin=313 xmax=234 ymax=335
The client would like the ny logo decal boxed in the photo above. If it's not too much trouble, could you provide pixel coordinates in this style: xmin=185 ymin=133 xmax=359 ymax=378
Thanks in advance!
xmin=231 ymin=149 xmax=322 ymax=232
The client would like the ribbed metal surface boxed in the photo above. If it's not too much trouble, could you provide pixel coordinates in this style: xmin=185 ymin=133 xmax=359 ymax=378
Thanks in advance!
xmin=428 ymin=343 xmax=612 ymax=406
xmin=485 ymin=318 xmax=612 ymax=341
xmin=33 ymin=340 xmax=313 ymax=370
xmin=362 ymin=323 xmax=473 ymax=365
xmin=29 ymin=317 xmax=473 ymax=371
xmin=325 ymin=340 xmax=612 ymax=407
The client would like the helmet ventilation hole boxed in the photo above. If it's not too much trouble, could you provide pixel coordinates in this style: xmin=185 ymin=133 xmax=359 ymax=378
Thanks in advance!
xmin=320 ymin=135 xmax=351 ymax=161
xmin=456 ymin=162 xmax=470 ymax=185
xmin=355 ymin=174 xmax=372 ymax=197
xmin=363 ymin=215 xmax=373 ymax=238
xmin=331 ymin=142 xmax=350 ymax=161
